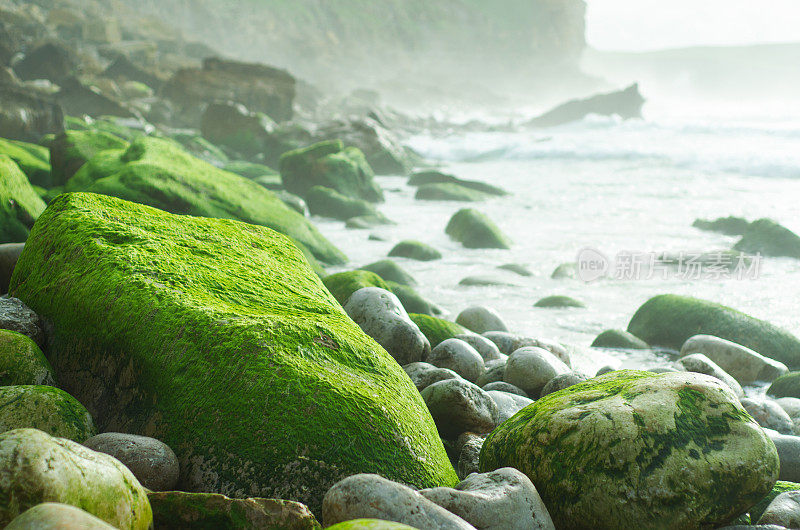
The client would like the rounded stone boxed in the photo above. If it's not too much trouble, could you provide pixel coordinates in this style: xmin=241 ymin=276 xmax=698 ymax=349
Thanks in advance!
xmin=539 ymin=372 xmax=588 ymax=398
xmin=504 ymin=347 xmax=570 ymax=398
xmin=0 ymin=386 xmax=96 ymax=442
xmin=483 ymin=381 xmax=528 ymax=397
xmin=766 ymin=431 xmax=800 ymax=482
xmin=403 ymin=362 xmax=461 ymax=392
xmin=83 ymin=433 xmax=180 ymax=491
xmin=534 ymin=295 xmax=585 ymax=309
xmin=486 ymin=390 xmax=534 ymax=423
xmin=455 ymin=333 xmax=504 ymax=362
xmin=421 ymin=379 xmax=499 ymax=439
xmin=591 ymin=329 xmax=648 ymax=350
xmin=677 ymin=353 xmax=744 ymax=397
xmin=758 ymin=490 xmax=800 ymax=527
xmin=6 ymin=503 xmax=117 ymax=529
xmin=476 ymin=359 xmax=507 ymax=387
xmin=0 ymin=329 xmax=54 ymax=386
xmin=426 ymin=339 xmax=485 ymax=383
xmin=455 ymin=306 xmax=508 ymax=334
xmin=0 ymin=297 xmax=44 ymax=347
xmin=456 ymin=433 xmax=485 ymax=480
xmin=681 ymin=334 xmax=788 ymax=385
xmin=741 ymin=398 xmax=796 ymax=435
xmin=482 ymin=332 xmax=571 ymax=366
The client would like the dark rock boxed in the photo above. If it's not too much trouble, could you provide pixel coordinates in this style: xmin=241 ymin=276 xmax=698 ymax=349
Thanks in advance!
xmin=13 ymin=43 xmax=76 ymax=84
xmin=0 ymin=243 xmax=24 ymax=295
xmin=388 ymin=240 xmax=442 ymax=261
xmin=103 ymin=55 xmax=165 ymax=91
xmin=527 ymin=84 xmax=645 ymax=128
xmin=693 ymin=216 xmax=750 ymax=236
xmin=315 ymin=118 xmax=411 ymax=176
xmin=57 ymin=77 xmax=135 ymax=119
xmin=735 ymin=218 xmax=800 ymax=259
xmin=0 ymin=83 xmax=64 ymax=142
xmin=409 ymin=170 xmax=507 ymax=196
xmin=200 ymin=101 xmax=272 ymax=158
xmin=83 ymin=433 xmax=179 ymax=492
xmin=362 ymin=260 xmax=417 ymax=286
xmin=0 ymin=297 xmax=44 ymax=347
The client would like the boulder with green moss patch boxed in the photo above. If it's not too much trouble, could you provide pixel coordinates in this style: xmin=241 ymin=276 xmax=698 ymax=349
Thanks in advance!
xmin=0 ymin=156 xmax=47 ymax=244
xmin=362 ymin=260 xmax=417 ymax=286
xmin=628 ymin=294 xmax=800 ymax=369
xmin=0 ymin=428 xmax=152 ymax=528
xmin=323 ymin=270 xmax=390 ymax=306
xmin=591 ymin=329 xmax=648 ymax=350
xmin=307 ymin=186 xmax=388 ymax=222
xmin=0 ymin=385 xmax=95 ymax=442
xmin=10 ymin=193 xmax=457 ymax=514
xmin=389 ymin=241 xmax=442 ymax=261
xmin=0 ymin=138 xmax=51 ymax=187
xmin=279 ymin=140 xmax=383 ymax=202
xmin=387 ymin=282 xmax=442 ymax=317
xmin=693 ymin=216 xmax=750 ymax=236
xmin=409 ymin=171 xmax=507 ymax=196
xmin=410 ymin=314 xmax=469 ymax=348
xmin=534 ymin=295 xmax=585 ymax=309
xmin=6 ymin=503 xmax=118 ymax=529
xmin=768 ymin=372 xmax=800 ymax=399
xmin=445 ymin=209 xmax=511 ymax=249
xmin=223 ymin=160 xmax=279 ymax=181
xmin=327 ymin=520 xmax=418 ymax=530
xmin=749 ymin=481 xmax=800 ymax=522
xmin=64 ymin=137 xmax=345 ymax=265
xmin=479 ymin=370 xmax=779 ymax=529
xmin=734 ymin=218 xmax=800 ymax=258
xmin=415 ymin=183 xmax=491 ymax=202
xmin=0 ymin=329 xmax=54 ymax=386
xmin=49 ymin=130 xmax=129 ymax=187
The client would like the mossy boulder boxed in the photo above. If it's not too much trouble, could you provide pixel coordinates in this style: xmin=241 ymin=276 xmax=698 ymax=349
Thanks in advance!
xmin=362 ymin=260 xmax=417 ymax=286
xmin=479 ymin=370 xmax=779 ymax=529
xmin=627 ymin=294 xmax=800 ymax=369
xmin=49 ymin=130 xmax=129 ymax=187
xmin=734 ymin=218 xmax=800 ymax=258
xmin=0 ymin=156 xmax=47 ymax=244
xmin=5 ymin=503 xmax=119 ymax=529
xmin=693 ymin=216 xmax=750 ymax=236
xmin=306 ymin=186 xmax=387 ymax=222
xmin=767 ymin=372 xmax=800 ymax=399
xmin=10 ymin=193 xmax=457 ymax=513
xmin=409 ymin=314 xmax=469 ymax=348
xmin=591 ymin=329 xmax=649 ymax=350
xmin=148 ymin=491 xmax=320 ymax=529
xmin=0 ymin=428 xmax=152 ymax=528
xmin=415 ymin=183 xmax=490 ymax=202
xmin=0 ymin=385 xmax=95 ymax=442
xmin=387 ymin=282 xmax=442 ymax=317
xmin=327 ymin=520 xmax=418 ymax=530
xmin=445 ymin=209 xmax=511 ymax=249
xmin=323 ymin=270 xmax=390 ymax=307
xmin=388 ymin=240 xmax=442 ymax=262
xmin=749 ymin=481 xmax=800 ymax=522
xmin=222 ymin=161 xmax=279 ymax=181
xmin=280 ymin=140 xmax=383 ymax=202
xmin=534 ymin=295 xmax=585 ymax=308
xmin=64 ymin=137 xmax=345 ymax=265
xmin=0 ymin=329 xmax=55 ymax=386
xmin=409 ymin=170 xmax=507 ymax=196
xmin=0 ymin=138 xmax=51 ymax=187
xmin=168 ymin=132 xmax=229 ymax=166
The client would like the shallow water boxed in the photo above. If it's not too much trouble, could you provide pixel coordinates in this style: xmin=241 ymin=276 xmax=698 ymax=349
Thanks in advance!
xmin=314 ymin=106 xmax=800 ymax=377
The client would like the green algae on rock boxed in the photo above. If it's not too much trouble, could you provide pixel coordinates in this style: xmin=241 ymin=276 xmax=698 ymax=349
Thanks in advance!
xmin=445 ymin=209 xmax=511 ymax=249
xmin=64 ymin=136 xmax=345 ymax=265
xmin=410 ymin=314 xmax=469 ymax=348
xmin=0 ymin=156 xmax=47 ymax=245
xmin=10 ymin=192 xmax=457 ymax=514
xmin=323 ymin=270 xmax=390 ymax=307
xmin=591 ymin=329 xmax=649 ymax=350
xmin=479 ymin=370 xmax=779 ymax=529
xmin=5 ymin=503 xmax=118 ymax=529
xmin=534 ymin=295 xmax=585 ymax=308
xmin=49 ymin=130 xmax=129 ymax=187
xmin=415 ymin=182 xmax=491 ymax=202
xmin=734 ymin=218 xmax=800 ymax=258
xmin=0 ymin=386 xmax=95 ymax=442
xmin=0 ymin=329 xmax=55 ymax=386
xmin=148 ymin=491 xmax=320 ymax=529
xmin=327 ymin=519 xmax=418 ymax=530
xmin=388 ymin=240 xmax=442 ymax=262
xmin=767 ymin=372 xmax=800 ymax=399
xmin=627 ymin=294 xmax=800 ymax=369
xmin=279 ymin=140 xmax=383 ymax=202
xmin=306 ymin=186 xmax=387 ymax=222
xmin=386 ymin=282 xmax=442 ymax=317
xmin=0 ymin=428 xmax=152 ymax=528
xmin=362 ymin=260 xmax=417 ymax=286
xmin=0 ymin=138 xmax=51 ymax=187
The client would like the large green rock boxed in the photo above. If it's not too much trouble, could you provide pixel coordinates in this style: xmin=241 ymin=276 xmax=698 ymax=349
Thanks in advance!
xmin=10 ymin=193 xmax=457 ymax=513
xmin=327 ymin=520 xmax=418 ymax=530
xmin=479 ymin=370 xmax=779 ymax=529
xmin=323 ymin=270 xmax=390 ymax=306
xmin=734 ymin=218 xmax=800 ymax=258
xmin=306 ymin=186 xmax=386 ymax=221
xmin=0 ymin=386 xmax=95 ymax=442
xmin=64 ymin=137 xmax=345 ymax=265
xmin=6 ymin=503 xmax=118 ymax=529
xmin=627 ymin=294 xmax=800 ymax=369
xmin=388 ymin=240 xmax=442 ymax=262
xmin=0 ymin=138 xmax=51 ymax=187
xmin=0 ymin=156 xmax=47 ymax=244
xmin=767 ymin=372 xmax=800 ymax=399
xmin=415 ymin=183 xmax=490 ymax=202
xmin=0 ymin=428 xmax=152 ymax=528
xmin=49 ymin=130 xmax=129 ymax=187
xmin=445 ymin=209 xmax=511 ymax=249
xmin=279 ymin=140 xmax=383 ymax=202
xmin=362 ymin=260 xmax=417 ymax=286
xmin=591 ymin=329 xmax=649 ymax=350
xmin=0 ymin=329 xmax=55 ymax=386
xmin=408 ymin=170 xmax=507 ymax=196
xmin=409 ymin=314 xmax=468 ymax=348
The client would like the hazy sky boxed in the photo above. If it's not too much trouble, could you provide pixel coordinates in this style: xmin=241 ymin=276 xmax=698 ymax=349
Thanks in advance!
xmin=587 ymin=0 xmax=800 ymax=51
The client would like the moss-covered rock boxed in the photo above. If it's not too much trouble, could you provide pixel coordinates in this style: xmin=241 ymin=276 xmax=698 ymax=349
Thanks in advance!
xmin=168 ymin=132 xmax=229 ymax=166
xmin=749 ymin=481 xmax=800 ymax=522
xmin=479 ymin=370 xmax=779 ymax=529
xmin=534 ymin=295 xmax=585 ymax=308
xmin=734 ymin=218 xmax=800 ymax=258
xmin=49 ymin=130 xmax=129 ymax=187
xmin=0 ymin=428 xmax=151 ymax=528
xmin=0 ymin=329 xmax=54 ymax=386
xmin=10 ymin=193 xmax=457 ymax=514
xmin=387 ymin=282 xmax=442 ymax=317
xmin=627 ymin=294 xmax=800 ymax=369
xmin=323 ymin=270 xmax=390 ymax=307
xmin=445 ymin=209 xmax=511 ymax=249
xmin=0 ymin=156 xmax=47 ymax=244
xmin=64 ymin=137 xmax=345 ymax=265
xmin=362 ymin=260 xmax=417 ymax=286
xmin=767 ymin=372 xmax=800 ymax=399
xmin=388 ymin=240 xmax=442 ymax=262
xmin=591 ymin=329 xmax=649 ymax=350
xmin=415 ymin=183 xmax=490 ymax=202
xmin=0 ymin=385 xmax=95 ymax=442
xmin=148 ymin=491 xmax=320 ymax=529
xmin=0 ymin=138 xmax=51 ymax=187
xmin=222 ymin=161 xmax=279 ymax=181
xmin=692 ymin=216 xmax=750 ymax=236
xmin=345 ymin=215 xmax=392 ymax=229
xmin=326 ymin=520 xmax=418 ymax=530
xmin=408 ymin=170 xmax=507 ymax=196
xmin=279 ymin=140 xmax=383 ymax=202
xmin=307 ymin=186 xmax=388 ymax=222
xmin=5 ymin=503 xmax=118 ymax=529
xmin=409 ymin=314 xmax=469 ymax=348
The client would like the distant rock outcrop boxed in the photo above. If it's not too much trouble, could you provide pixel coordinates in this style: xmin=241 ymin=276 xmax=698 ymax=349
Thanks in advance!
xmin=527 ymin=84 xmax=645 ymax=128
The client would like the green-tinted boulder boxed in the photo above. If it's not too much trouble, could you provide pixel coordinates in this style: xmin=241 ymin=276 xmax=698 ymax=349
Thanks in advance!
xmin=387 ymin=282 xmax=442 ymax=317
xmin=0 ymin=428 xmax=152 ymax=528
xmin=6 ymin=503 xmax=118 ymax=529
xmin=767 ymin=372 xmax=800 ymax=399
xmin=388 ymin=240 xmax=442 ymax=262
xmin=749 ymin=481 xmax=800 ymax=522
xmin=409 ymin=314 xmax=468 ymax=348
xmin=591 ymin=329 xmax=649 ymax=350
xmin=0 ymin=386 xmax=95 ymax=442
xmin=415 ymin=183 xmax=490 ymax=202
xmin=279 ymin=140 xmax=383 ymax=202
xmin=479 ymin=370 xmax=779 ymax=529
xmin=445 ymin=209 xmax=511 ymax=249
xmin=0 ymin=156 xmax=47 ymax=244
xmin=551 ymin=262 xmax=577 ymax=279
xmin=362 ymin=260 xmax=417 ymax=286
xmin=168 ymin=132 xmax=229 ymax=166
xmin=323 ymin=270 xmax=390 ymax=306
xmin=497 ymin=263 xmax=532 ymax=276
xmin=0 ymin=138 xmax=51 ymax=187
xmin=10 ymin=193 xmax=457 ymax=513
xmin=307 ymin=186 xmax=387 ymax=222
xmin=734 ymin=218 xmax=800 ymax=258
xmin=49 ymin=130 xmax=129 ymax=187
xmin=327 ymin=520 xmax=418 ymax=530
xmin=148 ymin=491 xmax=320 ymax=529
xmin=693 ymin=216 xmax=750 ymax=236
xmin=534 ymin=295 xmax=585 ymax=308
xmin=65 ymin=137 xmax=345 ymax=265
xmin=0 ymin=329 xmax=55 ymax=386
xmin=408 ymin=170 xmax=507 ymax=196
xmin=345 ymin=215 xmax=392 ymax=229
xmin=627 ymin=294 xmax=800 ymax=369
xmin=223 ymin=160 xmax=279 ymax=181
